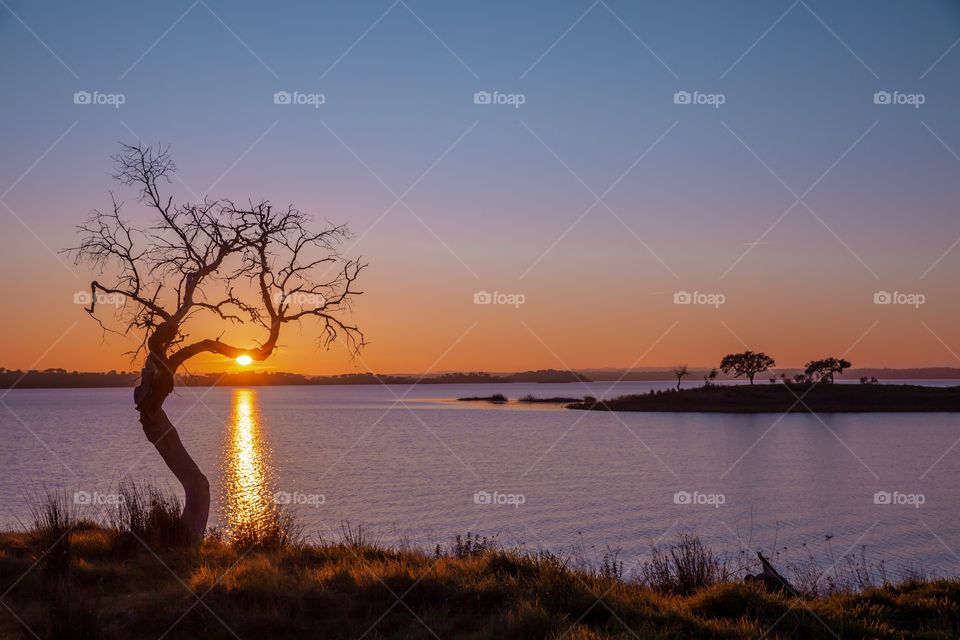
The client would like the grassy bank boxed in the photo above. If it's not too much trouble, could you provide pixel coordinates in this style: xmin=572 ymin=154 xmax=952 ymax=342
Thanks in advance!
xmin=4 ymin=505 xmax=960 ymax=639
xmin=568 ymin=383 xmax=960 ymax=413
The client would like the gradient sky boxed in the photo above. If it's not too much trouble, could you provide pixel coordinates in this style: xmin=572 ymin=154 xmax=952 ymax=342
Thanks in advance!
xmin=2 ymin=0 xmax=960 ymax=374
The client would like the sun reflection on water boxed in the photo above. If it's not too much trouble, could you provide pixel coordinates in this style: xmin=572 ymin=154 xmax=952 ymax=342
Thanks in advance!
xmin=222 ymin=388 xmax=274 ymax=536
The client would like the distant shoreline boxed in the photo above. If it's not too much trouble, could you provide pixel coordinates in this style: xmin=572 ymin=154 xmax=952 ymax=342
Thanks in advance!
xmin=3 ymin=367 xmax=960 ymax=390
xmin=0 ymin=369 xmax=590 ymax=390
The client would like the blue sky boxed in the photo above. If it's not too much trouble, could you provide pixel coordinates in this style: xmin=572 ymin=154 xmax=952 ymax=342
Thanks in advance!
xmin=2 ymin=0 xmax=960 ymax=372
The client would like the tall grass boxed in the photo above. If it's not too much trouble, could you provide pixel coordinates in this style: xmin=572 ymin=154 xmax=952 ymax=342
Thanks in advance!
xmin=230 ymin=507 xmax=304 ymax=550
xmin=110 ymin=480 xmax=190 ymax=549
xmin=24 ymin=489 xmax=103 ymax=640
xmin=785 ymin=541 xmax=895 ymax=596
xmin=437 ymin=531 xmax=495 ymax=559
xmin=334 ymin=521 xmax=382 ymax=550
xmin=27 ymin=487 xmax=75 ymax=580
xmin=640 ymin=533 xmax=732 ymax=595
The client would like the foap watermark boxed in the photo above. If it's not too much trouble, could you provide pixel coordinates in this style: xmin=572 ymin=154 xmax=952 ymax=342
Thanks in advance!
xmin=473 ymin=490 xmax=525 ymax=508
xmin=873 ymin=290 xmax=925 ymax=308
xmin=673 ymin=290 xmax=725 ymax=308
xmin=474 ymin=290 xmax=525 ymax=308
xmin=673 ymin=90 xmax=725 ymax=108
xmin=273 ymin=490 xmax=325 ymax=508
xmin=274 ymin=291 xmax=326 ymax=307
xmin=74 ymin=290 xmax=125 ymax=308
xmin=673 ymin=490 xmax=725 ymax=508
xmin=873 ymin=490 xmax=925 ymax=509
xmin=74 ymin=490 xmax=124 ymax=506
xmin=473 ymin=90 xmax=525 ymax=108
xmin=873 ymin=90 xmax=925 ymax=109
xmin=273 ymin=90 xmax=326 ymax=108
xmin=73 ymin=90 xmax=125 ymax=109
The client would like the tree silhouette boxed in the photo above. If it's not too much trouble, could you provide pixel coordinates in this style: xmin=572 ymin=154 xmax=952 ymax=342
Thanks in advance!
xmin=804 ymin=357 xmax=851 ymax=384
xmin=68 ymin=143 xmax=366 ymax=540
xmin=703 ymin=368 xmax=718 ymax=387
xmin=672 ymin=364 xmax=689 ymax=390
xmin=719 ymin=351 xmax=775 ymax=385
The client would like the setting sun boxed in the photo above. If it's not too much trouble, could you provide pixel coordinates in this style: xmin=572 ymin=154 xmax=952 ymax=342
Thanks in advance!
xmin=236 ymin=355 xmax=253 ymax=366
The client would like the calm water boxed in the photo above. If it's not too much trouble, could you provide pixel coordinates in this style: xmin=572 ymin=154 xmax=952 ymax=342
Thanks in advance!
xmin=2 ymin=381 xmax=959 ymax=579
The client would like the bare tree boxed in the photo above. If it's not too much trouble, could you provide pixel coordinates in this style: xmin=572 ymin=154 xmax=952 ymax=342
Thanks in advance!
xmin=672 ymin=364 xmax=689 ymax=390
xmin=703 ymin=368 xmax=718 ymax=387
xmin=67 ymin=143 xmax=366 ymax=541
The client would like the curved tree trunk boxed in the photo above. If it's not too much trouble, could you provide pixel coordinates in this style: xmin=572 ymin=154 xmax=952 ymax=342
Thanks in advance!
xmin=134 ymin=357 xmax=210 ymax=542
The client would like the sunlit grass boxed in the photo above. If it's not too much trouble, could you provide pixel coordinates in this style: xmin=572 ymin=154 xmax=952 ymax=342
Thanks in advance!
xmin=4 ymin=496 xmax=960 ymax=639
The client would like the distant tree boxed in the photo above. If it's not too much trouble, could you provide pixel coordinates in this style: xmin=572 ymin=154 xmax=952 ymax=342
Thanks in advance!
xmin=804 ymin=357 xmax=852 ymax=384
xmin=719 ymin=351 xmax=775 ymax=385
xmin=68 ymin=143 xmax=366 ymax=541
xmin=673 ymin=364 xmax=689 ymax=390
xmin=703 ymin=368 xmax=718 ymax=386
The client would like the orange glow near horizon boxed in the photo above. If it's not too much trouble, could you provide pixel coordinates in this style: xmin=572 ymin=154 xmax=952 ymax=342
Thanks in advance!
xmin=4 ymin=276 xmax=960 ymax=375
xmin=3 ymin=234 xmax=960 ymax=375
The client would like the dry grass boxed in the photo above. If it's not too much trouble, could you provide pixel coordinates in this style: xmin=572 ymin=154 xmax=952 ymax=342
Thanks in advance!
xmin=26 ymin=488 xmax=76 ymax=581
xmin=3 ymin=490 xmax=960 ymax=639
xmin=640 ymin=533 xmax=733 ymax=595
xmin=109 ymin=480 xmax=191 ymax=551
xmin=2 ymin=518 xmax=960 ymax=639
xmin=228 ymin=507 xmax=304 ymax=551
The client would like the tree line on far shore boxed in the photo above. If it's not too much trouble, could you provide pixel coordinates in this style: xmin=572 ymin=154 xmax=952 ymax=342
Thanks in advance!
xmin=672 ymin=352 xmax=877 ymax=389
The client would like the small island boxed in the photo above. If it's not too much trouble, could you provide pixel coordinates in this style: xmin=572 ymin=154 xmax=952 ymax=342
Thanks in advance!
xmin=457 ymin=393 xmax=508 ymax=403
xmin=457 ymin=394 xmax=595 ymax=405
xmin=518 ymin=394 xmax=588 ymax=404
xmin=569 ymin=353 xmax=960 ymax=413
xmin=568 ymin=382 xmax=960 ymax=413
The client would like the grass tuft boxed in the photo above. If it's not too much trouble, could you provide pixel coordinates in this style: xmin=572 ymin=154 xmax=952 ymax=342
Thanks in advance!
xmin=28 ymin=487 xmax=76 ymax=581
xmin=110 ymin=480 xmax=191 ymax=551
xmin=230 ymin=507 xmax=304 ymax=551
xmin=640 ymin=533 xmax=731 ymax=595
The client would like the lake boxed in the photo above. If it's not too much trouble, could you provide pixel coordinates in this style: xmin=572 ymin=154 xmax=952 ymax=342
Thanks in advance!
xmin=2 ymin=381 xmax=958 ymax=580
